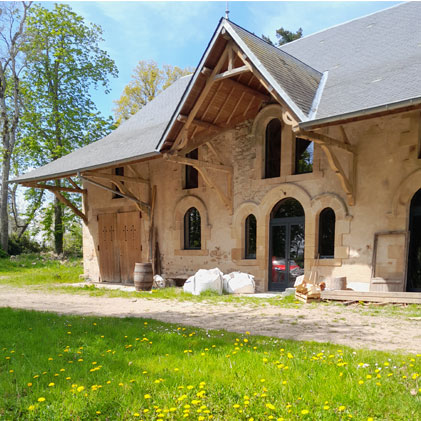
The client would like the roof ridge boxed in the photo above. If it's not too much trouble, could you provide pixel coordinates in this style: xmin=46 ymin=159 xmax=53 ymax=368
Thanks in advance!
xmin=224 ymin=18 xmax=322 ymax=78
xmin=280 ymin=1 xmax=406 ymax=48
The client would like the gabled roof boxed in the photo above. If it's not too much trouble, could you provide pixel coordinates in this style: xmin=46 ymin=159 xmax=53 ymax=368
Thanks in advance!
xmin=225 ymin=20 xmax=323 ymax=118
xmin=281 ymin=1 xmax=421 ymax=120
xmin=12 ymin=75 xmax=191 ymax=183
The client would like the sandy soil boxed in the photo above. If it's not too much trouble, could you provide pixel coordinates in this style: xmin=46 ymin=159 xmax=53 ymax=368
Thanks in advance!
xmin=0 ymin=285 xmax=420 ymax=354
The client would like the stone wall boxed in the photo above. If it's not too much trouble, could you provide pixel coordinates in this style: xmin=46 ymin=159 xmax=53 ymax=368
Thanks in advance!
xmin=82 ymin=105 xmax=421 ymax=292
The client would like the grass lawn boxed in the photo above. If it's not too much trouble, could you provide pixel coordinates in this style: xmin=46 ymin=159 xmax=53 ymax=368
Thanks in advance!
xmin=1 ymin=308 xmax=420 ymax=420
xmin=0 ymin=254 xmax=83 ymax=287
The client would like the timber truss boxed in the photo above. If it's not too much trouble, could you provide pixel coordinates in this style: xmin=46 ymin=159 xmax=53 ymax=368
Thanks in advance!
xmin=22 ymin=178 xmax=88 ymax=224
xmin=166 ymin=36 xmax=356 ymax=208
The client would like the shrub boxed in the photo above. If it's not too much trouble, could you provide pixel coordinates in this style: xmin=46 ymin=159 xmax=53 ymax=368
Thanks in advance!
xmin=7 ymin=233 xmax=43 ymax=255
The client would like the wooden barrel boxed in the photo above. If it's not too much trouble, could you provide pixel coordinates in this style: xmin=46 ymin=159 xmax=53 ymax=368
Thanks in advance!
xmin=134 ymin=263 xmax=153 ymax=291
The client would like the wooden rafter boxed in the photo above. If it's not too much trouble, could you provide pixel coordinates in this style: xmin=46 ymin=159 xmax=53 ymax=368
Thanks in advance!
xmin=222 ymin=78 xmax=269 ymax=101
xmin=213 ymin=85 xmax=235 ymax=124
xmin=177 ymin=115 xmax=221 ymax=131
xmin=177 ymin=129 xmax=225 ymax=155
xmin=173 ymin=48 xmax=229 ymax=149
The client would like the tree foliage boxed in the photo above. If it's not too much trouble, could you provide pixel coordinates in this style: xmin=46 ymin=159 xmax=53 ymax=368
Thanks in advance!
xmin=263 ymin=27 xmax=303 ymax=46
xmin=20 ymin=3 xmax=118 ymax=253
xmin=113 ymin=60 xmax=192 ymax=125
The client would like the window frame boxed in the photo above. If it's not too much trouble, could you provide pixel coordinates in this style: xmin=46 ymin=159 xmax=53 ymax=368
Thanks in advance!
xmin=244 ymin=214 xmax=257 ymax=259
xmin=294 ymin=138 xmax=314 ymax=175
xmin=318 ymin=207 xmax=336 ymax=259
xmin=184 ymin=207 xmax=201 ymax=250
xmin=264 ymin=118 xmax=282 ymax=179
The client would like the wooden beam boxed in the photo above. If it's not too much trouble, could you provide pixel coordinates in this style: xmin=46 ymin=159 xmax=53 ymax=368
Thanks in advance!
xmin=22 ymin=183 xmax=86 ymax=194
xmin=213 ymin=65 xmax=250 ymax=81
xmin=177 ymin=129 xmax=225 ymax=155
xmin=149 ymin=185 xmax=157 ymax=262
xmin=177 ymin=115 xmax=221 ymax=131
xmin=164 ymin=154 xmax=232 ymax=174
xmin=294 ymin=128 xmax=355 ymax=153
xmin=52 ymin=190 xmax=87 ymax=224
xmin=320 ymin=145 xmax=354 ymax=206
xmin=82 ymin=171 xmax=149 ymax=185
xmin=66 ymin=177 xmax=81 ymax=190
xmin=222 ymin=78 xmax=269 ymax=102
xmin=206 ymin=142 xmax=226 ymax=166
xmin=173 ymin=47 xmax=229 ymax=149
xmin=201 ymin=66 xmax=212 ymax=76
xmin=80 ymin=175 xmax=151 ymax=215
xmin=127 ymin=164 xmax=150 ymax=183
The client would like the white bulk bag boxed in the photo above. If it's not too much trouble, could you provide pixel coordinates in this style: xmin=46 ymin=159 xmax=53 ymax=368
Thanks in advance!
xmin=183 ymin=268 xmax=223 ymax=295
xmin=223 ymin=272 xmax=255 ymax=294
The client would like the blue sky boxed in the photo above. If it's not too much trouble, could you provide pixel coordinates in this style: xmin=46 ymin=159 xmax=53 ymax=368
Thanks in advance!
xmin=45 ymin=1 xmax=400 ymax=118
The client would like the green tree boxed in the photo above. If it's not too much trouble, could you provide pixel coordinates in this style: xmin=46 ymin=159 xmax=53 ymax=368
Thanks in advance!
xmin=0 ymin=1 xmax=31 ymax=254
xmin=21 ymin=3 xmax=118 ymax=254
xmin=263 ymin=27 xmax=303 ymax=46
xmin=113 ymin=60 xmax=192 ymax=125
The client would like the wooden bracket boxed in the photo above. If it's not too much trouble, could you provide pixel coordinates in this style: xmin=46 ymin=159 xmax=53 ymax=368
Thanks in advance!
xmin=163 ymin=154 xmax=232 ymax=211
xmin=82 ymin=170 xmax=149 ymax=185
xmin=80 ymin=175 xmax=151 ymax=216
xmin=320 ymin=145 xmax=355 ymax=206
xmin=52 ymin=190 xmax=87 ymax=224
xmin=294 ymin=128 xmax=355 ymax=153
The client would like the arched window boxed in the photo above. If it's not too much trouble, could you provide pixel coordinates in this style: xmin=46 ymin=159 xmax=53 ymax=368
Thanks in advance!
xmin=318 ymin=208 xmax=335 ymax=258
xmin=265 ymin=118 xmax=281 ymax=178
xmin=184 ymin=207 xmax=201 ymax=250
xmin=245 ymin=214 xmax=257 ymax=259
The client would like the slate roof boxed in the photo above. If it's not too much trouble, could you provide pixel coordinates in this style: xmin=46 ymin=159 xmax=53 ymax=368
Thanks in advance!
xmin=281 ymin=2 xmax=421 ymax=119
xmin=13 ymin=2 xmax=421 ymax=183
xmin=13 ymin=75 xmax=192 ymax=182
xmin=226 ymin=20 xmax=323 ymax=118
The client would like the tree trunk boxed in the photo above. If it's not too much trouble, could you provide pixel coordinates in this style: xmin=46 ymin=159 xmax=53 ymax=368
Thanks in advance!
xmin=0 ymin=147 xmax=11 ymax=252
xmin=54 ymin=180 xmax=63 ymax=254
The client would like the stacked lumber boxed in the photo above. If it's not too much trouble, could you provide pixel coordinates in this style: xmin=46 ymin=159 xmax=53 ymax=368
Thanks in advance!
xmin=295 ymin=281 xmax=325 ymax=303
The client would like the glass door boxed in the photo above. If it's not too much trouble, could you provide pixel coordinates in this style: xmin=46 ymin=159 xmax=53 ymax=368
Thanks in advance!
xmin=269 ymin=220 xmax=305 ymax=291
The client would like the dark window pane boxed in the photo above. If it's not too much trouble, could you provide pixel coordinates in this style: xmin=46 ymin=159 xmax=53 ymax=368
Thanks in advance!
xmin=185 ymin=149 xmax=198 ymax=189
xmin=245 ymin=214 xmax=257 ymax=259
xmin=318 ymin=207 xmax=335 ymax=258
xmin=184 ymin=207 xmax=201 ymax=250
xmin=271 ymin=198 xmax=304 ymax=219
xmin=295 ymin=138 xmax=313 ymax=174
xmin=265 ymin=119 xmax=281 ymax=178
xmin=113 ymin=167 xmax=124 ymax=199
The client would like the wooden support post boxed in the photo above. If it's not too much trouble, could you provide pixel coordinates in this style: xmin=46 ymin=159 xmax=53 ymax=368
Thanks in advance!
xmin=149 ymin=185 xmax=157 ymax=263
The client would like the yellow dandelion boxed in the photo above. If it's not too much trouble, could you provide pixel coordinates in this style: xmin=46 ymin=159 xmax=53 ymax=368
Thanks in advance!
xmin=37 ymin=397 xmax=45 ymax=403
xmin=144 ymin=393 xmax=151 ymax=399
xmin=28 ymin=404 xmax=35 ymax=411
xmin=266 ymin=403 xmax=276 ymax=410
xmin=48 ymin=382 xmax=54 ymax=387
xmin=301 ymin=409 xmax=309 ymax=415
xmin=338 ymin=406 xmax=346 ymax=411
xmin=27 ymin=383 xmax=32 ymax=387
xmin=323 ymin=405 xmax=330 ymax=410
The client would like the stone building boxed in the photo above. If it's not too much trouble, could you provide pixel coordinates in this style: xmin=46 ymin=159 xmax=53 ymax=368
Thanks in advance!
xmin=14 ymin=3 xmax=421 ymax=293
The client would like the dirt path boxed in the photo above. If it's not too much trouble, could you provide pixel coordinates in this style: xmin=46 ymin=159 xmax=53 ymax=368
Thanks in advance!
xmin=0 ymin=285 xmax=420 ymax=354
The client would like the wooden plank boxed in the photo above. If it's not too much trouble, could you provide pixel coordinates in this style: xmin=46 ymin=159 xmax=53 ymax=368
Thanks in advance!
xmin=321 ymin=290 xmax=421 ymax=304
xmin=98 ymin=213 xmax=120 ymax=283
xmin=117 ymin=211 xmax=142 ymax=284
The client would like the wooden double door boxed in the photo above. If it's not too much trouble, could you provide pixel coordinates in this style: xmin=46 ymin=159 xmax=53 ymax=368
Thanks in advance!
xmin=98 ymin=212 xmax=142 ymax=283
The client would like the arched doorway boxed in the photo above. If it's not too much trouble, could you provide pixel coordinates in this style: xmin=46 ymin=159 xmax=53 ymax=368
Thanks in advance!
xmin=407 ymin=189 xmax=421 ymax=291
xmin=269 ymin=198 xmax=305 ymax=291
